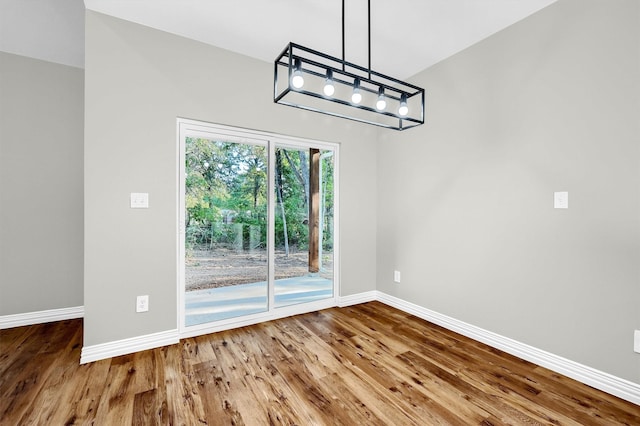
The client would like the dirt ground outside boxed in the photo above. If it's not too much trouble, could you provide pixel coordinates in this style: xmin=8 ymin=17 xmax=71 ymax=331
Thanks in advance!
xmin=186 ymin=246 xmax=334 ymax=291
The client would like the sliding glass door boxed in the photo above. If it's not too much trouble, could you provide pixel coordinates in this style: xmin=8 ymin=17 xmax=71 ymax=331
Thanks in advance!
xmin=273 ymin=145 xmax=334 ymax=308
xmin=178 ymin=120 xmax=338 ymax=335
xmin=183 ymin=137 xmax=268 ymax=326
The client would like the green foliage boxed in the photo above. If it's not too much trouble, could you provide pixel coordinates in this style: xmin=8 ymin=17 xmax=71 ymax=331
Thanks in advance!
xmin=185 ymin=137 xmax=334 ymax=252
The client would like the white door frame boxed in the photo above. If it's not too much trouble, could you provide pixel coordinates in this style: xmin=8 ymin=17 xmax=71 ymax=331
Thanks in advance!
xmin=177 ymin=118 xmax=340 ymax=338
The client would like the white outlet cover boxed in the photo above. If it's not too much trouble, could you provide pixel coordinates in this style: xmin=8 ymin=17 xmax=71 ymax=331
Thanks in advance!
xmin=136 ymin=295 xmax=149 ymax=313
xmin=394 ymin=271 xmax=401 ymax=283
xmin=634 ymin=330 xmax=640 ymax=354
xmin=131 ymin=192 xmax=149 ymax=209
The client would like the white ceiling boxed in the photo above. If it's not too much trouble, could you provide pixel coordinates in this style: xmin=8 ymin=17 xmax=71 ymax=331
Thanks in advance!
xmin=2 ymin=0 xmax=557 ymax=78
xmin=0 ymin=0 xmax=85 ymax=68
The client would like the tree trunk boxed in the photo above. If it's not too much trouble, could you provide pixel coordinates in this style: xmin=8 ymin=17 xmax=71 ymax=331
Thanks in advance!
xmin=283 ymin=149 xmax=309 ymax=209
xmin=275 ymin=149 xmax=289 ymax=257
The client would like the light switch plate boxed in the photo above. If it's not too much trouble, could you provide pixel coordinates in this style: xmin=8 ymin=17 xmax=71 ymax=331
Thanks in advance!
xmin=131 ymin=192 xmax=149 ymax=208
xmin=554 ymin=192 xmax=568 ymax=209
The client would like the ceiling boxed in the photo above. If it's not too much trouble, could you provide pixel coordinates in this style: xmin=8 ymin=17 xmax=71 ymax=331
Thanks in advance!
xmin=1 ymin=0 xmax=557 ymax=79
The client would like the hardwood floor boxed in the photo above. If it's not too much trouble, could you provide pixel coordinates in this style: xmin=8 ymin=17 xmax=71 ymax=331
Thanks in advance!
xmin=1 ymin=302 xmax=639 ymax=425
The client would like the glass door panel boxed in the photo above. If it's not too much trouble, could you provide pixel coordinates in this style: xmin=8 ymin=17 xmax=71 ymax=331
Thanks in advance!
xmin=184 ymin=137 xmax=268 ymax=326
xmin=273 ymin=146 xmax=334 ymax=308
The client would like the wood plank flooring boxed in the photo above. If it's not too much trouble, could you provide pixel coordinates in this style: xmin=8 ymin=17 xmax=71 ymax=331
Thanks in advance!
xmin=1 ymin=301 xmax=639 ymax=425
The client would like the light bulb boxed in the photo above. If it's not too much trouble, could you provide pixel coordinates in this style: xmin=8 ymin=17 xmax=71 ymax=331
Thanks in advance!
xmin=291 ymin=59 xmax=304 ymax=89
xmin=323 ymin=70 xmax=335 ymax=97
xmin=351 ymin=89 xmax=362 ymax=104
xmin=398 ymin=94 xmax=408 ymax=116
xmin=323 ymin=80 xmax=335 ymax=96
xmin=351 ymin=78 xmax=362 ymax=104
xmin=376 ymin=87 xmax=387 ymax=110
xmin=292 ymin=72 xmax=304 ymax=89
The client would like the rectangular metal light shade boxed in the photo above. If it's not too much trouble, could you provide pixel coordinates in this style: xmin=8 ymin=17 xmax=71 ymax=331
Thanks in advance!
xmin=274 ymin=43 xmax=425 ymax=131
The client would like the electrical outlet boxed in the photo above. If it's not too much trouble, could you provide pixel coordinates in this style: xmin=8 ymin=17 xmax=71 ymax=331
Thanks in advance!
xmin=136 ymin=295 xmax=149 ymax=313
xmin=394 ymin=270 xmax=401 ymax=283
xmin=634 ymin=330 xmax=640 ymax=354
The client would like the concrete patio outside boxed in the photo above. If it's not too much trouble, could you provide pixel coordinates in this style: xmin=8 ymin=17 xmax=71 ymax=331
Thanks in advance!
xmin=185 ymin=276 xmax=333 ymax=326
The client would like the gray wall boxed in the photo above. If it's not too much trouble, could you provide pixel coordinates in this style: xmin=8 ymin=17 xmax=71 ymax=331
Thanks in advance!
xmin=0 ymin=52 xmax=84 ymax=315
xmin=84 ymin=12 xmax=378 ymax=346
xmin=377 ymin=0 xmax=640 ymax=383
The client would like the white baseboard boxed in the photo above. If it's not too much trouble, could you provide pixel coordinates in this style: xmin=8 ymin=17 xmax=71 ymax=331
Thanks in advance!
xmin=337 ymin=290 xmax=378 ymax=307
xmin=0 ymin=306 xmax=84 ymax=329
xmin=80 ymin=329 xmax=179 ymax=364
xmin=376 ymin=291 xmax=640 ymax=406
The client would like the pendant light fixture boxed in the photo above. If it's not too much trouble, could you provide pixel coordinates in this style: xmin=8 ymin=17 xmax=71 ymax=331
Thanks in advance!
xmin=274 ymin=0 xmax=425 ymax=131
